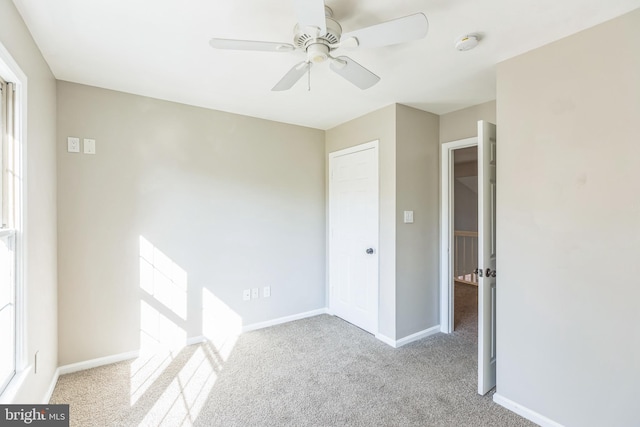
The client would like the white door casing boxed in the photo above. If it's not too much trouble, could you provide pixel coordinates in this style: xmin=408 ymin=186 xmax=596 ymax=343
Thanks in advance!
xmin=328 ymin=141 xmax=379 ymax=334
xmin=477 ymin=120 xmax=497 ymax=395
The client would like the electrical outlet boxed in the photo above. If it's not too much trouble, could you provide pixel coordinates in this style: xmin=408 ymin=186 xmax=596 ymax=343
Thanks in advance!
xmin=251 ymin=288 xmax=259 ymax=299
xmin=403 ymin=210 xmax=414 ymax=223
xmin=67 ymin=137 xmax=80 ymax=153
xmin=242 ymin=289 xmax=251 ymax=301
xmin=263 ymin=286 xmax=271 ymax=298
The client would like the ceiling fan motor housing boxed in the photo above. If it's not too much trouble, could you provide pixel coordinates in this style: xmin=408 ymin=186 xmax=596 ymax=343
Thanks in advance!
xmin=293 ymin=15 xmax=342 ymax=50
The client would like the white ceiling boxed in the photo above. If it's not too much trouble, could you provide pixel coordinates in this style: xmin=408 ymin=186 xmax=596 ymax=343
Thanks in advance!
xmin=12 ymin=0 xmax=640 ymax=130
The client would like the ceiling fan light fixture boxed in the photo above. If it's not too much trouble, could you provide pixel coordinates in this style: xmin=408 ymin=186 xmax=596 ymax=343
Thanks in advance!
xmin=307 ymin=43 xmax=329 ymax=63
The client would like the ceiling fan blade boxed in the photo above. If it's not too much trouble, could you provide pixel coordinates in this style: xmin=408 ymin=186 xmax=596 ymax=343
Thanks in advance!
xmin=272 ymin=61 xmax=310 ymax=91
xmin=209 ymin=38 xmax=295 ymax=52
xmin=293 ymin=0 xmax=327 ymax=35
xmin=341 ymin=13 xmax=429 ymax=49
xmin=329 ymin=56 xmax=380 ymax=90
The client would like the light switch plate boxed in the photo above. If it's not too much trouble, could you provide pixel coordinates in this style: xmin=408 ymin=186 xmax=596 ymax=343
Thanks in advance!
xmin=404 ymin=211 xmax=414 ymax=224
xmin=84 ymin=138 xmax=96 ymax=154
xmin=67 ymin=137 xmax=80 ymax=153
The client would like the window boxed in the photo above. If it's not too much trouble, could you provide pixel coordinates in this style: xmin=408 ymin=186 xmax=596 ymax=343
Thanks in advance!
xmin=0 ymin=48 xmax=23 ymax=397
xmin=0 ymin=77 xmax=17 ymax=395
xmin=1 ymin=78 xmax=18 ymax=230
xmin=0 ymin=228 xmax=16 ymax=395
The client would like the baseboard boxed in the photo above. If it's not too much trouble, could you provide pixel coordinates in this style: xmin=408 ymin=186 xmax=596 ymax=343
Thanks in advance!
xmin=242 ymin=308 xmax=329 ymax=333
xmin=375 ymin=333 xmax=397 ymax=348
xmin=50 ymin=310 xmax=326 ymax=390
xmin=43 ymin=368 xmax=60 ymax=404
xmin=395 ymin=325 xmax=441 ymax=347
xmin=493 ymin=393 xmax=564 ymax=427
xmin=52 ymin=311 xmax=327 ymax=378
xmin=376 ymin=325 xmax=441 ymax=348
xmin=57 ymin=350 xmax=140 ymax=376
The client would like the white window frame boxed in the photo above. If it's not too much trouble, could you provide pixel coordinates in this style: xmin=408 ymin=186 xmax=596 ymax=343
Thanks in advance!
xmin=0 ymin=40 xmax=27 ymax=400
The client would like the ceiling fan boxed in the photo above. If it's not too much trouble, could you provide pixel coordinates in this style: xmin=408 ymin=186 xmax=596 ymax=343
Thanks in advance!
xmin=209 ymin=0 xmax=429 ymax=91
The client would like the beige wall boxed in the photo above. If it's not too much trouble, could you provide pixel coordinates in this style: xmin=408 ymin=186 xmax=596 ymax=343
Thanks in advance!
xmin=326 ymin=104 xmax=440 ymax=340
xmin=496 ymin=8 xmax=640 ymax=426
xmin=325 ymin=105 xmax=397 ymax=338
xmin=57 ymin=82 xmax=326 ymax=365
xmin=0 ymin=0 xmax=58 ymax=403
xmin=440 ymin=100 xmax=496 ymax=143
xmin=395 ymin=105 xmax=440 ymax=338
xmin=454 ymin=159 xmax=478 ymax=232
xmin=454 ymin=183 xmax=477 ymax=233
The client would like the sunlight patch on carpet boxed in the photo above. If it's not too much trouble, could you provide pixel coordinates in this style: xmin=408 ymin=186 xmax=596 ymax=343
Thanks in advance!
xmin=138 ymin=346 xmax=218 ymax=426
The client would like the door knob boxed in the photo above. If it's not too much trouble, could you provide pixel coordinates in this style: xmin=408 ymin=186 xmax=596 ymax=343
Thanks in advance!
xmin=366 ymin=248 xmax=374 ymax=254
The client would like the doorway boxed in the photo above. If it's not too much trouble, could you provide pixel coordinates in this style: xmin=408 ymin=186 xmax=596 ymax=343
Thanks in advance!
xmin=440 ymin=137 xmax=478 ymax=334
xmin=451 ymin=147 xmax=479 ymax=333
xmin=440 ymin=120 xmax=497 ymax=396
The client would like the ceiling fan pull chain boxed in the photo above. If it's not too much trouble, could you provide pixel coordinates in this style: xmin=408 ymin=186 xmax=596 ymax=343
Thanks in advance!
xmin=307 ymin=64 xmax=311 ymax=91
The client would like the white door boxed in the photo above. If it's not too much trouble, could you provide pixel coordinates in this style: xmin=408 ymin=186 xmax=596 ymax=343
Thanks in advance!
xmin=329 ymin=142 xmax=379 ymax=334
xmin=477 ymin=121 xmax=497 ymax=395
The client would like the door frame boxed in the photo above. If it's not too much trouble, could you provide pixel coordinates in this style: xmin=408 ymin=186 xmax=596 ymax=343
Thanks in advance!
xmin=328 ymin=140 xmax=379 ymax=335
xmin=439 ymin=137 xmax=477 ymax=333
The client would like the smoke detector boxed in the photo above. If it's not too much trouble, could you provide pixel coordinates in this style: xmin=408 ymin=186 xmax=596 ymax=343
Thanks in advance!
xmin=455 ymin=34 xmax=479 ymax=51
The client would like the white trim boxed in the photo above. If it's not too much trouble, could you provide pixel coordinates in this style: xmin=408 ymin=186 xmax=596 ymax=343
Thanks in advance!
xmin=493 ymin=393 xmax=565 ymax=427
xmin=375 ymin=333 xmax=396 ymax=348
xmin=0 ymin=366 xmax=31 ymax=404
xmin=376 ymin=325 xmax=441 ymax=348
xmin=57 ymin=350 xmax=140 ymax=376
xmin=328 ymin=140 xmax=378 ymax=158
xmin=242 ymin=308 xmax=329 ymax=333
xmin=0 ymin=43 xmax=28 ymax=83
xmin=0 ymin=40 xmax=29 ymax=398
xmin=42 ymin=368 xmax=59 ymax=404
xmin=439 ymin=137 xmax=478 ymax=334
xmin=395 ymin=325 xmax=441 ymax=347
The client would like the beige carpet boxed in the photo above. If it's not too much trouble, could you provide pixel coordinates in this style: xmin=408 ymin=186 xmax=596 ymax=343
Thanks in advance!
xmin=50 ymin=284 xmax=533 ymax=426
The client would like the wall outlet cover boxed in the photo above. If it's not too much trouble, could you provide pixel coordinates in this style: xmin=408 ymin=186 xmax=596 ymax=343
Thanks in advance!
xmin=403 ymin=210 xmax=414 ymax=223
xmin=67 ymin=137 xmax=80 ymax=153
xmin=84 ymin=138 xmax=96 ymax=154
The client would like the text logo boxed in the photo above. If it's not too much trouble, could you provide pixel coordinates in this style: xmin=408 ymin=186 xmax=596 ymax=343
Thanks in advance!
xmin=1 ymin=405 xmax=69 ymax=426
